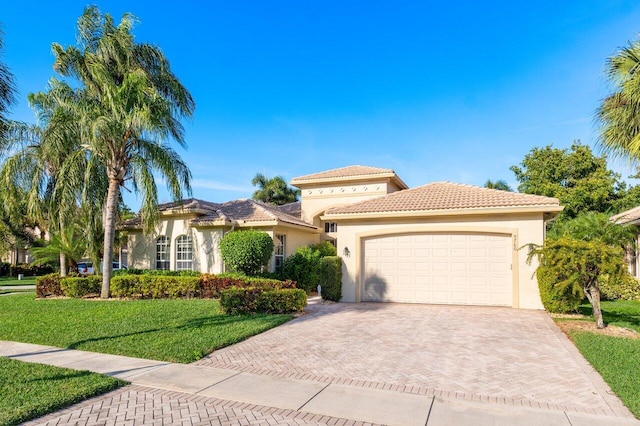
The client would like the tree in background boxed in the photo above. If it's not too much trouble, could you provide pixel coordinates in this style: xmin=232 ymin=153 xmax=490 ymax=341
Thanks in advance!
xmin=510 ymin=142 xmax=622 ymax=219
xmin=484 ymin=179 xmax=513 ymax=191
xmin=597 ymin=35 xmax=640 ymax=164
xmin=0 ymin=27 xmax=15 ymax=144
xmin=51 ymin=6 xmax=194 ymax=297
xmin=251 ymin=173 xmax=300 ymax=205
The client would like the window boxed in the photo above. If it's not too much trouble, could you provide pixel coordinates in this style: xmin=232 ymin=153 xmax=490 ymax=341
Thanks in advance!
xmin=175 ymin=235 xmax=193 ymax=271
xmin=324 ymin=222 xmax=338 ymax=233
xmin=156 ymin=236 xmax=170 ymax=270
xmin=274 ymin=234 xmax=286 ymax=270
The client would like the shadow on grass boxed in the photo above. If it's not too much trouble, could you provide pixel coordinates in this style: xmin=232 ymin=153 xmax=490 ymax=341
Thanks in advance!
xmin=25 ymin=369 xmax=97 ymax=384
xmin=65 ymin=314 xmax=271 ymax=350
xmin=578 ymin=306 xmax=640 ymax=329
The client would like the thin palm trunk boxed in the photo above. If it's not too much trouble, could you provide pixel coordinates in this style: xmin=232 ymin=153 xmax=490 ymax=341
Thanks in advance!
xmin=59 ymin=252 xmax=67 ymax=277
xmin=101 ymin=178 xmax=120 ymax=298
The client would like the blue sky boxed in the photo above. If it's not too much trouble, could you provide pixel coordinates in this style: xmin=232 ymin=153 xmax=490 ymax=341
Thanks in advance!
xmin=3 ymin=1 xmax=640 ymax=209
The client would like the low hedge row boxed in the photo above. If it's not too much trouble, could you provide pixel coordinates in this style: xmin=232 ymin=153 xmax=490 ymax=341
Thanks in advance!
xmin=200 ymin=273 xmax=296 ymax=298
xmin=220 ymin=287 xmax=307 ymax=315
xmin=9 ymin=263 xmax=54 ymax=277
xmin=0 ymin=262 xmax=9 ymax=277
xmin=61 ymin=276 xmax=102 ymax=298
xmin=36 ymin=273 xmax=66 ymax=298
xmin=112 ymin=269 xmax=201 ymax=277
xmin=111 ymin=275 xmax=200 ymax=298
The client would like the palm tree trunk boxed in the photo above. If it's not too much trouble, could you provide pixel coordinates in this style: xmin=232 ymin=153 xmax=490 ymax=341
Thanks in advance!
xmin=59 ymin=252 xmax=67 ymax=277
xmin=590 ymin=285 xmax=606 ymax=329
xmin=101 ymin=178 xmax=120 ymax=299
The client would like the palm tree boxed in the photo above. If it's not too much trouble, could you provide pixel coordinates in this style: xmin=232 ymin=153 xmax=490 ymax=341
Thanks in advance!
xmin=252 ymin=173 xmax=300 ymax=205
xmin=51 ymin=6 xmax=194 ymax=297
xmin=597 ymin=37 xmax=640 ymax=161
xmin=484 ymin=179 xmax=513 ymax=191
xmin=0 ymin=27 xmax=16 ymax=143
xmin=548 ymin=212 xmax=637 ymax=248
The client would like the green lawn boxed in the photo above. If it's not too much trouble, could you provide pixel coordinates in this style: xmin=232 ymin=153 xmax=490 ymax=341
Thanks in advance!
xmin=0 ymin=357 xmax=124 ymax=426
xmin=0 ymin=294 xmax=292 ymax=363
xmin=0 ymin=276 xmax=38 ymax=286
xmin=561 ymin=300 xmax=640 ymax=418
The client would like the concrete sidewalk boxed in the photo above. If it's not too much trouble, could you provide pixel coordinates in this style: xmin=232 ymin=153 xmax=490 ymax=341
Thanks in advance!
xmin=2 ymin=341 xmax=638 ymax=426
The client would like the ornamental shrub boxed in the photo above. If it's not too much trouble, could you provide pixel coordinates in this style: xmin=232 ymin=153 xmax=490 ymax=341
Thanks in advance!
xmin=9 ymin=263 xmax=54 ymax=277
xmin=60 ymin=276 xmax=102 ymax=298
xmin=112 ymin=269 xmax=200 ymax=277
xmin=0 ymin=262 xmax=9 ymax=277
xmin=220 ymin=287 xmax=306 ymax=315
xmin=599 ymin=274 xmax=640 ymax=301
xmin=310 ymin=241 xmax=337 ymax=257
xmin=219 ymin=230 xmax=274 ymax=275
xmin=280 ymin=246 xmax=322 ymax=293
xmin=199 ymin=273 xmax=296 ymax=298
xmin=536 ymin=264 xmax=583 ymax=313
xmin=36 ymin=273 xmax=66 ymax=298
xmin=110 ymin=275 xmax=199 ymax=298
xmin=319 ymin=256 xmax=342 ymax=301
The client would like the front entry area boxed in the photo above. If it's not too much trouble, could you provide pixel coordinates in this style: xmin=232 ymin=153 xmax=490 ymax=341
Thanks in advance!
xmin=362 ymin=233 xmax=513 ymax=306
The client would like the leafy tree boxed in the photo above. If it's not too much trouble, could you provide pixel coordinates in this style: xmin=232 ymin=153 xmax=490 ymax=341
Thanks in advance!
xmin=51 ymin=6 xmax=194 ymax=297
xmin=548 ymin=212 xmax=637 ymax=249
xmin=528 ymin=237 xmax=627 ymax=328
xmin=511 ymin=142 xmax=622 ymax=218
xmin=484 ymin=179 xmax=513 ymax=191
xmin=0 ymin=27 xmax=15 ymax=144
xmin=597 ymin=35 xmax=640 ymax=163
xmin=219 ymin=230 xmax=274 ymax=275
xmin=251 ymin=173 xmax=300 ymax=205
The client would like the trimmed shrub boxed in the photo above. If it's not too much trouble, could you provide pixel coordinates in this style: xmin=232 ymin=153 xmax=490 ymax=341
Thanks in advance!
xmin=9 ymin=263 xmax=54 ymax=277
xmin=219 ymin=230 xmax=274 ymax=275
xmin=536 ymin=265 xmax=583 ymax=313
xmin=200 ymin=273 xmax=296 ymax=299
xmin=257 ymin=289 xmax=307 ymax=314
xmin=36 ymin=273 xmax=65 ymax=298
xmin=319 ymin=256 xmax=342 ymax=301
xmin=310 ymin=241 xmax=337 ymax=257
xmin=220 ymin=287 xmax=307 ymax=315
xmin=110 ymin=275 xmax=199 ymax=299
xmin=60 ymin=276 xmax=102 ymax=298
xmin=280 ymin=246 xmax=322 ymax=293
xmin=112 ymin=269 xmax=200 ymax=277
xmin=0 ymin=262 xmax=9 ymax=277
xmin=600 ymin=274 xmax=640 ymax=301
xmin=220 ymin=287 xmax=263 ymax=315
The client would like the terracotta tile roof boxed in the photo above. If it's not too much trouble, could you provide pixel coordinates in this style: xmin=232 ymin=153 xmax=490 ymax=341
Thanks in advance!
xmin=276 ymin=201 xmax=302 ymax=219
xmin=190 ymin=199 xmax=315 ymax=228
xmin=325 ymin=182 xmax=561 ymax=215
xmin=292 ymin=165 xmax=396 ymax=182
xmin=611 ymin=206 xmax=640 ymax=224
xmin=157 ymin=198 xmax=220 ymax=212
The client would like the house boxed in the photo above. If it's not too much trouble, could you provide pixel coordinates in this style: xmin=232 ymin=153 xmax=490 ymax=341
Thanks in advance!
xmin=610 ymin=206 xmax=640 ymax=277
xmin=125 ymin=165 xmax=562 ymax=309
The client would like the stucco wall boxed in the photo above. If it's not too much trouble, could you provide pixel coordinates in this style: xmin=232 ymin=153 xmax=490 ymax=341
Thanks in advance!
xmin=263 ymin=226 xmax=320 ymax=271
xmin=334 ymin=212 xmax=547 ymax=309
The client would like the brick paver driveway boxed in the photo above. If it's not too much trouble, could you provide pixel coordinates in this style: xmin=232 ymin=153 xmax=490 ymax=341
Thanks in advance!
xmin=196 ymin=302 xmax=628 ymax=417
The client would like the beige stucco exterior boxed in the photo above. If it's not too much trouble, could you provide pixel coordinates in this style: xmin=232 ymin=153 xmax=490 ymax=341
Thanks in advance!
xmin=324 ymin=212 xmax=547 ymax=309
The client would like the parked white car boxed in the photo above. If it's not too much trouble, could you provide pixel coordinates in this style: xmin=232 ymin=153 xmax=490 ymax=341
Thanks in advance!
xmin=77 ymin=261 xmax=125 ymax=275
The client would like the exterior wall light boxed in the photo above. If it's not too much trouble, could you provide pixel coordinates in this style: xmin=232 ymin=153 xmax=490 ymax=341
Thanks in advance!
xmin=343 ymin=247 xmax=350 ymax=258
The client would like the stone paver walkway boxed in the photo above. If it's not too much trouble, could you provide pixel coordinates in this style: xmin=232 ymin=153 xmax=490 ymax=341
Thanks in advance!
xmin=195 ymin=302 xmax=630 ymax=417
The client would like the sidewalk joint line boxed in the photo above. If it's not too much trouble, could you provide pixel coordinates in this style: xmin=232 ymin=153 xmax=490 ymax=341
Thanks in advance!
xmin=194 ymin=370 xmax=242 ymax=394
xmin=296 ymin=382 xmax=331 ymax=411
xmin=424 ymin=395 xmax=435 ymax=425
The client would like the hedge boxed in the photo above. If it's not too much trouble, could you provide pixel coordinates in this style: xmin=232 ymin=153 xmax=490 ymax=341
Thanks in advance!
xmin=9 ymin=263 xmax=54 ymax=277
xmin=600 ymin=273 xmax=640 ymax=301
xmin=110 ymin=275 xmax=200 ymax=299
xmin=0 ymin=262 xmax=9 ymax=277
xmin=36 ymin=273 xmax=66 ymax=298
xmin=112 ymin=269 xmax=200 ymax=277
xmin=200 ymin=273 xmax=296 ymax=298
xmin=319 ymin=256 xmax=342 ymax=301
xmin=220 ymin=287 xmax=307 ymax=315
xmin=280 ymin=246 xmax=323 ymax=293
xmin=60 ymin=276 xmax=102 ymax=298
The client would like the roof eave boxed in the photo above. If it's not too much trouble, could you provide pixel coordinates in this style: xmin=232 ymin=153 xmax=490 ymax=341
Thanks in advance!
xmin=291 ymin=172 xmax=407 ymax=188
xmin=322 ymin=205 xmax=564 ymax=220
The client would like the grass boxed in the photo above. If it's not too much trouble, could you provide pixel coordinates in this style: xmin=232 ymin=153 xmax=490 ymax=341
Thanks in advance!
xmin=0 ymin=357 xmax=124 ymax=426
xmin=0 ymin=293 xmax=292 ymax=363
xmin=0 ymin=276 xmax=38 ymax=286
xmin=558 ymin=300 xmax=640 ymax=418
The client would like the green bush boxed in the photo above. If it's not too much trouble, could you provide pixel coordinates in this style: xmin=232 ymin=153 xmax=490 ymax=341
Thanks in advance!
xmin=112 ymin=269 xmax=199 ymax=277
xmin=536 ymin=265 xmax=583 ymax=313
xmin=110 ymin=275 xmax=199 ymax=298
xmin=60 ymin=276 xmax=102 ymax=298
xmin=9 ymin=263 xmax=54 ymax=277
xmin=600 ymin=274 xmax=640 ymax=301
xmin=219 ymin=230 xmax=274 ymax=275
xmin=36 ymin=273 xmax=66 ymax=298
xmin=319 ymin=256 xmax=342 ymax=301
xmin=310 ymin=241 xmax=337 ymax=257
xmin=280 ymin=246 xmax=322 ymax=293
xmin=220 ymin=287 xmax=306 ymax=315
xmin=257 ymin=289 xmax=307 ymax=314
xmin=0 ymin=262 xmax=9 ymax=277
xmin=200 ymin=273 xmax=296 ymax=298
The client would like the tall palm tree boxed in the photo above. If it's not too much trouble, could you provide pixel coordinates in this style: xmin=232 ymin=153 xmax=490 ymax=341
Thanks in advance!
xmin=597 ymin=37 xmax=640 ymax=161
xmin=0 ymin=27 xmax=15 ymax=143
xmin=252 ymin=173 xmax=300 ymax=205
xmin=52 ymin=6 xmax=194 ymax=297
xmin=484 ymin=179 xmax=513 ymax=191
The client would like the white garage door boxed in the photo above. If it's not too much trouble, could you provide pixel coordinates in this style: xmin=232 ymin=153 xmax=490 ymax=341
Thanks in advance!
xmin=362 ymin=233 xmax=513 ymax=306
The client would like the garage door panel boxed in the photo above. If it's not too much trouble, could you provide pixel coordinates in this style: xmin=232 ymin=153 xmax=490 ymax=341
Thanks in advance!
xmin=363 ymin=233 xmax=512 ymax=306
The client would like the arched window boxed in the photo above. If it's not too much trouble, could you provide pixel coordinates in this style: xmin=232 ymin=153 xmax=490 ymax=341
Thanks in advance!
xmin=175 ymin=235 xmax=193 ymax=271
xmin=156 ymin=236 xmax=170 ymax=270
